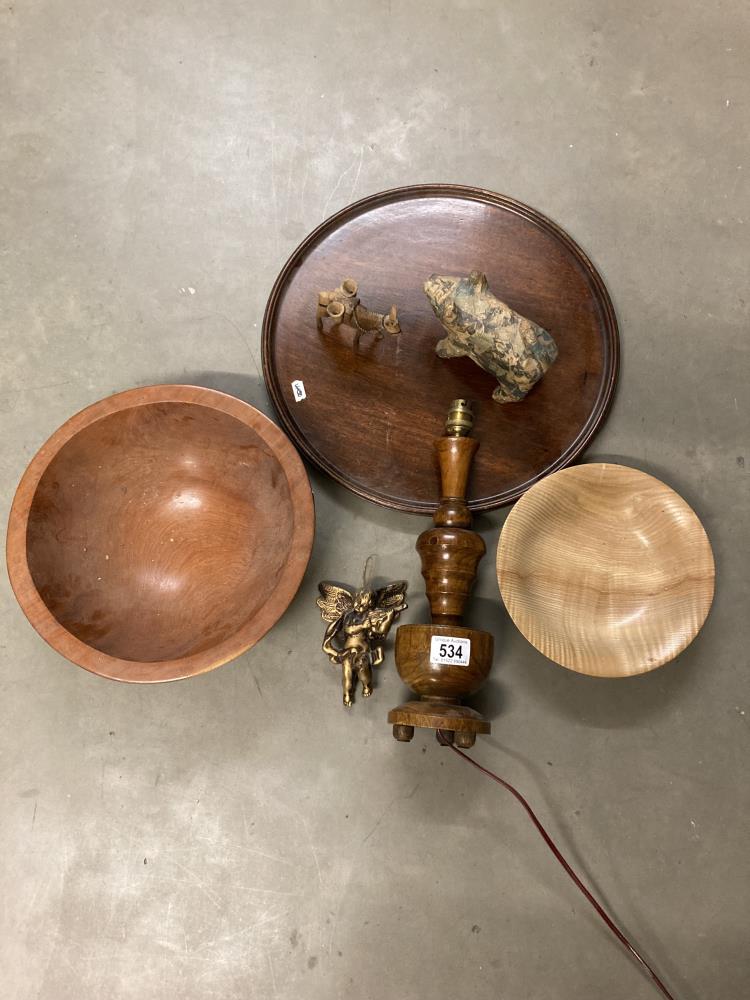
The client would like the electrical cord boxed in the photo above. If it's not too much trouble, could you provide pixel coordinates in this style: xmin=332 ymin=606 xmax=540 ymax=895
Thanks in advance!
xmin=439 ymin=736 xmax=677 ymax=1000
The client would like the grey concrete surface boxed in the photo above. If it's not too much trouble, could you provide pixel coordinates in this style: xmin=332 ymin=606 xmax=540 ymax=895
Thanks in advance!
xmin=1 ymin=1 xmax=748 ymax=998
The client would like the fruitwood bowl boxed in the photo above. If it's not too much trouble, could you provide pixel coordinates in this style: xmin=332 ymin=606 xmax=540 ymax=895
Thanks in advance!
xmin=6 ymin=385 xmax=314 ymax=682
xmin=496 ymin=463 xmax=715 ymax=677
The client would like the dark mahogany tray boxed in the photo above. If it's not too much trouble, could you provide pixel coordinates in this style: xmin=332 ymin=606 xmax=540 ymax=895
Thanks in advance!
xmin=262 ymin=184 xmax=619 ymax=514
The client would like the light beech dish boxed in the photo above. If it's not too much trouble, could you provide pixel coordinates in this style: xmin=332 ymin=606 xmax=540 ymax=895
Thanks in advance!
xmin=496 ymin=463 xmax=714 ymax=677
xmin=6 ymin=385 xmax=314 ymax=683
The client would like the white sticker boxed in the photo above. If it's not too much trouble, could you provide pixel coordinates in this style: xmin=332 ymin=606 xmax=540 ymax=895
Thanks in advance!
xmin=291 ymin=379 xmax=306 ymax=402
xmin=430 ymin=635 xmax=471 ymax=666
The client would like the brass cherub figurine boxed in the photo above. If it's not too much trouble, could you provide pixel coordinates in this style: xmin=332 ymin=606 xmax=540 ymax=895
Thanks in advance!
xmin=317 ymin=564 xmax=407 ymax=707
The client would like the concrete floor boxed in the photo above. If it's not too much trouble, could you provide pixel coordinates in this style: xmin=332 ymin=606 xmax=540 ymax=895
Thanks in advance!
xmin=2 ymin=1 xmax=748 ymax=997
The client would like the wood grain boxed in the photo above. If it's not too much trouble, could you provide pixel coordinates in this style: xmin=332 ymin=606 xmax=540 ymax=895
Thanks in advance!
xmin=496 ymin=464 xmax=715 ymax=677
xmin=263 ymin=184 xmax=619 ymax=513
xmin=394 ymin=625 xmax=493 ymax=702
xmin=6 ymin=385 xmax=315 ymax=682
xmin=389 ymin=401 xmax=493 ymax=745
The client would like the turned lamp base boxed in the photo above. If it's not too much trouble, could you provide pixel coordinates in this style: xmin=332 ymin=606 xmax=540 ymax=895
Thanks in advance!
xmin=388 ymin=400 xmax=496 ymax=747
xmin=390 ymin=623 xmax=493 ymax=746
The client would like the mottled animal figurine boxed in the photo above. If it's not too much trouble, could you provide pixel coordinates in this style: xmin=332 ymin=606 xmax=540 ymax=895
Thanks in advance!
xmin=317 ymin=278 xmax=400 ymax=350
xmin=317 ymin=567 xmax=407 ymax=707
xmin=424 ymin=271 xmax=558 ymax=403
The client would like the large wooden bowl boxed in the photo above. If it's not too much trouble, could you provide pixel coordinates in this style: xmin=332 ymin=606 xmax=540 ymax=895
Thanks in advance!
xmin=6 ymin=385 xmax=314 ymax=682
xmin=496 ymin=464 xmax=715 ymax=677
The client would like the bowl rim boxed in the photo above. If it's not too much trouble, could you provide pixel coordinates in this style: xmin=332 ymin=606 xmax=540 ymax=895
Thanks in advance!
xmin=495 ymin=462 xmax=716 ymax=677
xmin=6 ymin=384 xmax=315 ymax=683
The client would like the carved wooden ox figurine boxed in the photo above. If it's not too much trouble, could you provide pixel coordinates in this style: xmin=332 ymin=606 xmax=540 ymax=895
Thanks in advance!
xmin=317 ymin=278 xmax=400 ymax=350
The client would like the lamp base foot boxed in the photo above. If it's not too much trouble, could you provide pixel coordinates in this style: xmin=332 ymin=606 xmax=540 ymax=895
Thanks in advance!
xmin=388 ymin=699 xmax=490 ymax=745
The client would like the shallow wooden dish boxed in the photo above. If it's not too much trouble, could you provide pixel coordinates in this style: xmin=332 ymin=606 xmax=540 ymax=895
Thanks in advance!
xmin=496 ymin=464 xmax=715 ymax=677
xmin=6 ymin=385 xmax=314 ymax=682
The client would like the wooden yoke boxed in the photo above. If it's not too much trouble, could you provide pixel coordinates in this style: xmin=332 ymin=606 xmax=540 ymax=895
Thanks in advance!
xmin=388 ymin=400 xmax=494 ymax=747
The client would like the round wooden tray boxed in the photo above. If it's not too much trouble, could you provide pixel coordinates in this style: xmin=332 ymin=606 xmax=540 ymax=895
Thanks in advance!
xmin=262 ymin=185 xmax=619 ymax=513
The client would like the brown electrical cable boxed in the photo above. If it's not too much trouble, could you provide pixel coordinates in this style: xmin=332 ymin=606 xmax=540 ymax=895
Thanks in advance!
xmin=441 ymin=737 xmax=677 ymax=1000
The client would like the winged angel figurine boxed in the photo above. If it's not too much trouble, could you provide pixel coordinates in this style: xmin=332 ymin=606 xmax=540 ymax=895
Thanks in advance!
xmin=317 ymin=568 xmax=408 ymax=707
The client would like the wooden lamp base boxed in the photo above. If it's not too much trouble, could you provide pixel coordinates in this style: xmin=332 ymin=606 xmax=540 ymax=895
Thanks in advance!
xmin=389 ymin=400 xmax=495 ymax=746
xmin=389 ymin=623 xmax=492 ymax=745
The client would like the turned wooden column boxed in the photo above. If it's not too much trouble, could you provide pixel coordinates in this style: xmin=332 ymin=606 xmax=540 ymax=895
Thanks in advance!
xmin=388 ymin=399 xmax=493 ymax=747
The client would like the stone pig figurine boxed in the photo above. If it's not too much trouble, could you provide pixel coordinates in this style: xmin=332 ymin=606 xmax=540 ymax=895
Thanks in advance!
xmin=423 ymin=271 xmax=558 ymax=403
